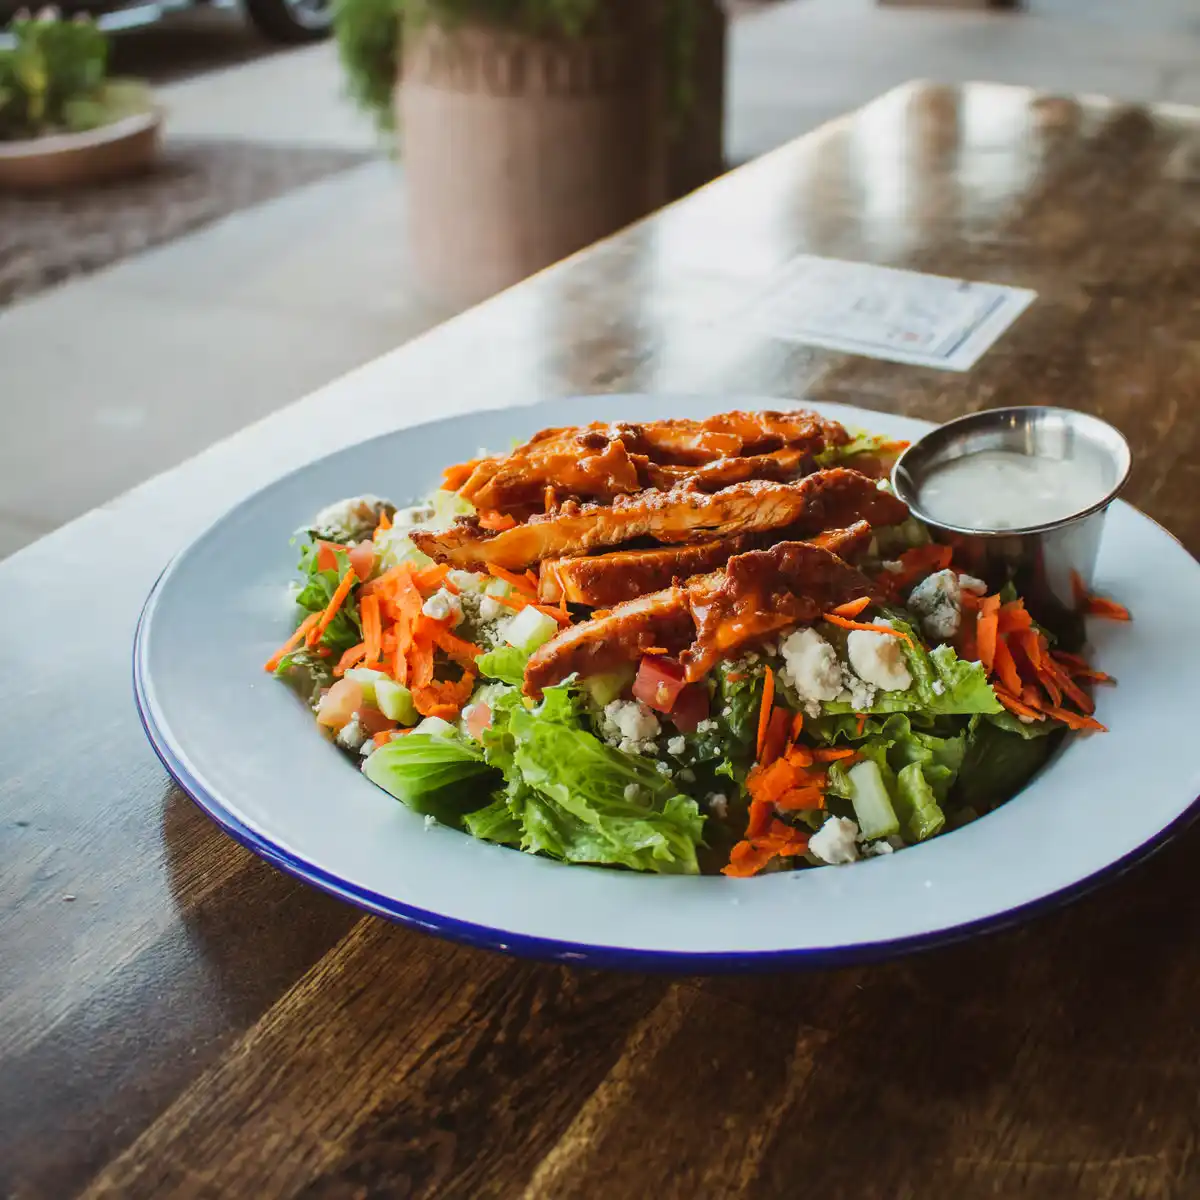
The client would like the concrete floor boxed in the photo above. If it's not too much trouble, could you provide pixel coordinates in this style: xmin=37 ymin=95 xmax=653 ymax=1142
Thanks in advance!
xmin=2 ymin=0 xmax=1199 ymax=558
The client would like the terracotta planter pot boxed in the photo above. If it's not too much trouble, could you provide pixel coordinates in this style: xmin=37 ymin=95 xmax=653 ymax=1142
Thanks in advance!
xmin=399 ymin=16 xmax=668 ymax=307
xmin=0 ymin=110 xmax=161 ymax=191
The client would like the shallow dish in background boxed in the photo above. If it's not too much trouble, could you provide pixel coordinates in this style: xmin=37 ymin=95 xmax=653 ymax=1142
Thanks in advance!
xmin=134 ymin=395 xmax=1200 ymax=970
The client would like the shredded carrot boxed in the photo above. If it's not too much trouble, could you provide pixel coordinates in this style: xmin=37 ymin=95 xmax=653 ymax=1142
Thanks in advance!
xmin=487 ymin=563 xmax=539 ymax=598
xmin=413 ymin=562 xmax=450 ymax=593
xmin=774 ymin=786 xmax=826 ymax=811
xmin=333 ymin=641 xmax=368 ymax=677
xmin=790 ymin=711 xmax=805 ymax=743
xmin=813 ymin=747 xmax=858 ymax=763
xmin=992 ymin=634 xmax=1024 ymax=697
xmin=264 ymin=612 xmax=322 ymax=672
xmin=1086 ymin=594 xmax=1131 ymax=621
xmin=373 ymin=510 xmax=392 ymax=539
xmin=432 ymin=627 xmax=483 ymax=671
xmin=756 ymin=666 xmax=776 ymax=759
xmin=995 ymin=689 xmax=1046 ymax=721
xmin=726 ymin=672 xmax=745 ymax=683
xmin=888 ymin=543 xmax=953 ymax=588
xmin=478 ymin=510 xmax=518 ymax=532
xmin=855 ymin=713 xmax=867 ymax=737
xmin=721 ymin=821 xmax=810 ymax=878
xmin=642 ymin=646 xmax=669 ymax=656
xmin=829 ymin=596 xmax=872 ymax=620
xmin=997 ymin=601 xmax=1033 ymax=635
xmin=361 ymin=594 xmax=383 ymax=668
xmin=761 ymin=707 xmax=791 ymax=766
xmin=746 ymin=798 xmax=774 ymax=839
xmin=1042 ymin=704 xmax=1107 ymax=732
xmin=976 ymin=594 xmax=1001 ymax=674
xmin=441 ymin=458 xmax=484 ymax=492
xmin=307 ymin=566 xmax=358 ymax=647
xmin=822 ymin=613 xmax=911 ymax=643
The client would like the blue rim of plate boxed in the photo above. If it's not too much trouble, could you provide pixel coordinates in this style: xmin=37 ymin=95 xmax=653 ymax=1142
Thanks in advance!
xmin=133 ymin=568 xmax=1200 ymax=974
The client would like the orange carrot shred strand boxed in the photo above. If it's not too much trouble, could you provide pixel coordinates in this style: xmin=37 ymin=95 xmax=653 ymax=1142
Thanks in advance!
xmin=361 ymin=594 xmax=382 ymax=668
xmin=1086 ymin=594 xmax=1131 ymax=621
xmin=307 ymin=566 xmax=358 ymax=647
xmin=761 ymin=707 xmax=791 ymax=766
xmin=774 ymin=786 xmax=827 ymax=811
xmin=813 ymin=747 xmax=857 ymax=762
xmin=487 ymin=564 xmax=539 ymax=599
xmin=822 ymin=613 xmax=912 ymax=643
xmin=373 ymin=510 xmax=392 ymax=540
xmin=790 ymin=711 xmax=805 ymax=743
xmin=264 ymin=612 xmax=322 ymax=672
xmin=642 ymin=646 xmax=669 ymax=656
xmin=995 ymin=689 xmax=1045 ymax=721
xmin=756 ymin=666 xmax=776 ymax=760
xmin=333 ymin=641 xmax=368 ymax=677
xmin=977 ymin=594 xmax=1001 ymax=674
xmin=829 ymin=596 xmax=871 ymax=620
xmin=855 ymin=713 xmax=867 ymax=737
xmin=413 ymin=563 xmax=450 ymax=593
xmin=992 ymin=634 xmax=1024 ymax=697
xmin=432 ymin=627 xmax=483 ymax=671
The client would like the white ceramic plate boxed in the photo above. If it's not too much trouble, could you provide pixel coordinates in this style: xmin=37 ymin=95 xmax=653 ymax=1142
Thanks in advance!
xmin=135 ymin=395 xmax=1200 ymax=970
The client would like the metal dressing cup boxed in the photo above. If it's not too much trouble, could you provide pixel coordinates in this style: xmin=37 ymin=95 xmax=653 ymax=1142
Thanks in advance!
xmin=891 ymin=407 xmax=1131 ymax=645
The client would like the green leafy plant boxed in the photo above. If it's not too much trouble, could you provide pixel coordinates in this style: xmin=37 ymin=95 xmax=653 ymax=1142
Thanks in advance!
xmin=0 ymin=8 xmax=150 ymax=142
xmin=334 ymin=0 xmax=700 ymax=135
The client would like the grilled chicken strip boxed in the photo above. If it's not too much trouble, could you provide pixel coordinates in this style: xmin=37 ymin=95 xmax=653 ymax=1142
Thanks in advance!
xmin=524 ymin=539 xmax=882 ymax=697
xmin=538 ymin=522 xmax=873 ymax=608
xmin=458 ymin=410 xmax=849 ymax=510
xmin=413 ymin=469 xmax=905 ymax=572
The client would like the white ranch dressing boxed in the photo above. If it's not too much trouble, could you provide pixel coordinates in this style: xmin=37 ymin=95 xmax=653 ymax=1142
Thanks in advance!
xmin=918 ymin=449 xmax=1110 ymax=530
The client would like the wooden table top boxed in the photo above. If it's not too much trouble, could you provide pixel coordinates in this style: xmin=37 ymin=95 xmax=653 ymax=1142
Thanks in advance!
xmin=4 ymin=81 xmax=1200 ymax=1200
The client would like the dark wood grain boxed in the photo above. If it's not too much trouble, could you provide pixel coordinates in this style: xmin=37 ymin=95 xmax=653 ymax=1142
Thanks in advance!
xmin=3 ymin=81 xmax=1199 ymax=1200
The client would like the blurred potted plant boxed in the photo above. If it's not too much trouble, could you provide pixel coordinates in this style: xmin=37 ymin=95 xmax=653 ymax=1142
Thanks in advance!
xmin=0 ymin=8 xmax=160 ymax=190
xmin=334 ymin=0 xmax=726 ymax=305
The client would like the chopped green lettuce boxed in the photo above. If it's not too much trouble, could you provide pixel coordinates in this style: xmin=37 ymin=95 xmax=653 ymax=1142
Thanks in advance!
xmin=478 ymin=682 xmax=705 ymax=874
xmin=476 ymin=644 xmax=529 ymax=686
xmin=363 ymin=733 xmax=499 ymax=827
xmin=822 ymin=614 xmax=1001 ymax=717
xmin=953 ymin=716 xmax=1060 ymax=812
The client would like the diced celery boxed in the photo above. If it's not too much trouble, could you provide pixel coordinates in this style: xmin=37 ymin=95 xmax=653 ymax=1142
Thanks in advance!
xmin=375 ymin=679 xmax=419 ymax=725
xmin=344 ymin=667 xmax=389 ymax=704
xmin=504 ymin=605 xmax=559 ymax=653
xmin=413 ymin=716 xmax=456 ymax=737
xmin=845 ymin=760 xmax=900 ymax=840
xmin=583 ymin=666 xmax=636 ymax=708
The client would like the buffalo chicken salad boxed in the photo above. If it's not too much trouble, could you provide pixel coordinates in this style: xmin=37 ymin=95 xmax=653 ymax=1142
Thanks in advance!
xmin=265 ymin=409 xmax=1128 ymax=878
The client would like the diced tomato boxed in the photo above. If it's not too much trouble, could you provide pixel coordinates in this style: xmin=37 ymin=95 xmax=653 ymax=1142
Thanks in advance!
xmin=632 ymin=655 xmax=688 ymax=714
xmin=315 ymin=540 xmax=340 ymax=572
xmin=355 ymin=705 xmax=397 ymax=736
xmin=347 ymin=541 xmax=376 ymax=581
xmin=316 ymin=679 xmax=363 ymax=730
xmin=466 ymin=701 xmax=493 ymax=740
xmin=669 ymin=683 xmax=710 ymax=733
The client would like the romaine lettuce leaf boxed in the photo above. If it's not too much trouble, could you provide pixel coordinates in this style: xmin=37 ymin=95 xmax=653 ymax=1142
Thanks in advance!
xmin=823 ymin=713 xmax=965 ymax=842
xmin=290 ymin=542 xmax=363 ymax=656
xmin=476 ymin=644 xmax=529 ymax=686
xmin=822 ymin=614 xmax=1001 ymax=718
xmin=462 ymin=794 xmax=523 ymax=843
xmin=363 ymin=733 xmax=499 ymax=827
xmin=505 ymin=692 xmax=704 ymax=874
xmin=953 ymin=716 xmax=1060 ymax=812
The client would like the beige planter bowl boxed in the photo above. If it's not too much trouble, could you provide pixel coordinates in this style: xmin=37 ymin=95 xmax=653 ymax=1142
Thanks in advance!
xmin=398 ymin=19 xmax=661 ymax=308
xmin=0 ymin=109 xmax=162 ymax=192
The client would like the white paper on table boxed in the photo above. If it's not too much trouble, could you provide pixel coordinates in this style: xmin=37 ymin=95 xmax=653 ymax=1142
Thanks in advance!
xmin=755 ymin=255 xmax=1036 ymax=372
